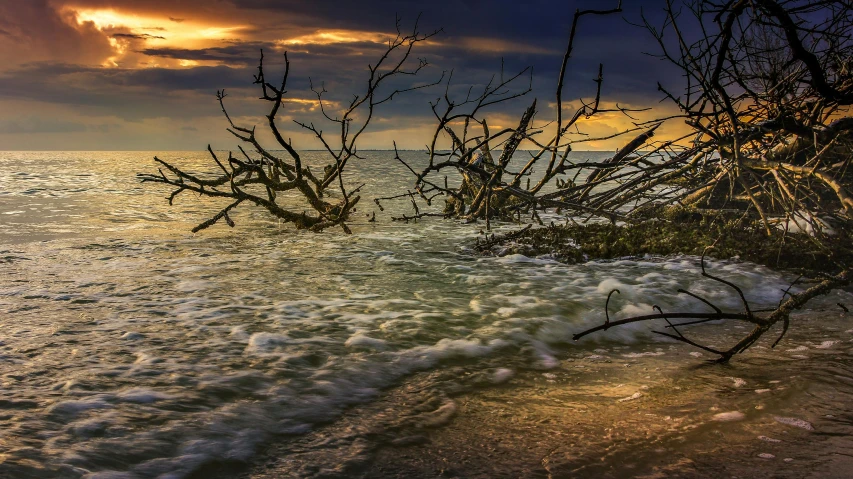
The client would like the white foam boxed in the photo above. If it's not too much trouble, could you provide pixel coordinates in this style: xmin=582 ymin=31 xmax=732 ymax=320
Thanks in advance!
xmin=393 ymin=338 xmax=509 ymax=371
xmin=496 ymin=254 xmax=559 ymax=265
xmin=597 ymin=278 xmax=633 ymax=296
xmin=532 ymin=341 xmax=560 ymax=369
xmin=773 ymin=416 xmax=814 ymax=430
xmin=461 ymin=274 xmax=499 ymax=285
xmin=344 ymin=333 xmax=388 ymax=351
xmin=618 ymin=392 xmax=643 ymax=403
xmin=46 ymin=395 xmax=114 ymax=417
xmin=622 ymin=352 xmax=665 ymax=358
xmin=773 ymin=215 xmax=834 ymax=235
xmin=423 ymin=338 xmax=505 ymax=358
xmin=491 ymin=368 xmax=514 ymax=384
xmin=712 ymin=411 xmax=745 ymax=422
xmin=133 ymin=352 xmax=162 ymax=365
xmin=758 ymin=436 xmax=781 ymax=443
xmin=617 ymin=303 xmax=655 ymax=317
xmin=245 ymin=333 xmax=289 ymax=354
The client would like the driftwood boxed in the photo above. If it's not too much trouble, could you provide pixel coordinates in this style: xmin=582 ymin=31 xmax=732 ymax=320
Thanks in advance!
xmin=139 ymin=18 xmax=441 ymax=233
xmin=574 ymin=248 xmax=851 ymax=363
xmin=384 ymin=1 xmax=665 ymax=227
xmin=386 ymin=0 xmax=852 ymax=242
xmin=381 ymin=1 xmax=853 ymax=360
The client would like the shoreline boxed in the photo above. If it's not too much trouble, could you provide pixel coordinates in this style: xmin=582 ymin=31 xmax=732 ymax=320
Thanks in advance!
xmin=237 ymin=310 xmax=853 ymax=478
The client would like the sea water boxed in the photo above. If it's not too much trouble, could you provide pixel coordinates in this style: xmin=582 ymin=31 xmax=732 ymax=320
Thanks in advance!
xmin=1 ymin=151 xmax=850 ymax=478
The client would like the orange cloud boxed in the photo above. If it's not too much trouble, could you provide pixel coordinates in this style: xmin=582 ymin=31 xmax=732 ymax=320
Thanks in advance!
xmin=281 ymin=97 xmax=341 ymax=112
xmin=61 ymin=6 xmax=247 ymax=67
xmin=277 ymin=30 xmax=389 ymax=46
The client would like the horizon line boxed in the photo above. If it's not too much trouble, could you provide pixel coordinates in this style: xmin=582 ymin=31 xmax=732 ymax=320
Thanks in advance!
xmin=0 ymin=148 xmax=624 ymax=153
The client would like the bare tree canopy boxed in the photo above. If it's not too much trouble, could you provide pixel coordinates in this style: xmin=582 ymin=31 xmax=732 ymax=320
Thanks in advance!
xmin=387 ymin=0 xmax=852 ymax=234
xmin=139 ymin=17 xmax=441 ymax=234
xmin=567 ymin=0 xmax=853 ymax=362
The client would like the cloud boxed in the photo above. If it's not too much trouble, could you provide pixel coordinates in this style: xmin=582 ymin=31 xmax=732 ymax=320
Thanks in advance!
xmin=0 ymin=0 xmax=114 ymax=67
xmin=0 ymin=117 xmax=119 ymax=134
xmin=139 ymin=42 xmax=273 ymax=66
xmin=112 ymin=32 xmax=166 ymax=40
xmin=0 ymin=0 xmax=689 ymax=150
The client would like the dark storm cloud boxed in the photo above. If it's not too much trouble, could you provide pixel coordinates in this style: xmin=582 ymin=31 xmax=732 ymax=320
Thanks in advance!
xmin=0 ymin=0 xmax=113 ymax=66
xmin=0 ymin=62 xmax=260 ymax=123
xmin=0 ymin=62 xmax=253 ymax=94
xmin=114 ymin=65 xmax=254 ymax=91
xmin=233 ymin=0 xmax=571 ymax=36
xmin=113 ymin=33 xmax=166 ymax=40
xmin=139 ymin=42 xmax=274 ymax=66
xmin=226 ymin=0 xmax=678 ymax=110
xmin=229 ymin=0 xmax=669 ymax=47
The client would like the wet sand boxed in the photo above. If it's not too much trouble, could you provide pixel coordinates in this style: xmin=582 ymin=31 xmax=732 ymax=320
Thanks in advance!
xmin=235 ymin=310 xmax=853 ymax=478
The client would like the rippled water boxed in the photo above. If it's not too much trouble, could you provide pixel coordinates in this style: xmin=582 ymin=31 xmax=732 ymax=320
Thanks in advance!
xmin=1 ymin=151 xmax=851 ymax=478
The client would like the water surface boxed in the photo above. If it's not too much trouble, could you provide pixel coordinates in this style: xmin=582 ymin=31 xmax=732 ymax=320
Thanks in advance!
xmin=0 ymin=151 xmax=850 ymax=478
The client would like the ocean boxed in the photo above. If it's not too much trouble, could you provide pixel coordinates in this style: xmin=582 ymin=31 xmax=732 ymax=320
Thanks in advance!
xmin=1 ymin=151 xmax=851 ymax=478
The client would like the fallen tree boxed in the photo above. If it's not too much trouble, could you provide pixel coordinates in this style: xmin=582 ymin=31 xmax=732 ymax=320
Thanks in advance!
xmin=378 ymin=1 xmax=655 ymax=229
xmin=139 ymin=18 xmax=440 ymax=233
xmin=389 ymin=0 xmax=852 ymax=231
xmin=566 ymin=0 xmax=853 ymax=360
xmin=390 ymin=0 xmax=851 ymax=360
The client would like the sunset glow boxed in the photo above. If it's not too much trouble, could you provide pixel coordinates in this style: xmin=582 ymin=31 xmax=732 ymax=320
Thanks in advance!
xmin=71 ymin=8 xmax=149 ymax=30
xmin=1 ymin=0 xmax=679 ymax=150
xmin=70 ymin=7 xmax=246 ymax=41
xmin=279 ymin=30 xmax=389 ymax=46
xmin=64 ymin=6 xmax=247 ymax=67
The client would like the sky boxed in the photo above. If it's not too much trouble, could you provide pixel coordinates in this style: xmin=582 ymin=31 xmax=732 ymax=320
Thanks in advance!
xmin=0 ymin=0 xmax=689 ymax=151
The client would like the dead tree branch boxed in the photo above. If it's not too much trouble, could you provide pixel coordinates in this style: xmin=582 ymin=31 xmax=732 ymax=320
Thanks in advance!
xmin=574 ymin=249 xmax=852 ymax=362
xmin=139 ymin=19 xmax=441 ymax=233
